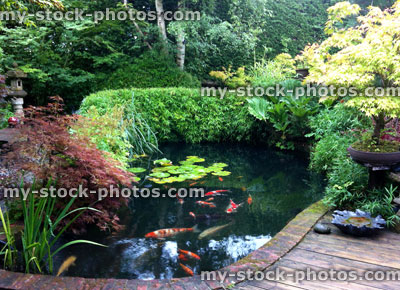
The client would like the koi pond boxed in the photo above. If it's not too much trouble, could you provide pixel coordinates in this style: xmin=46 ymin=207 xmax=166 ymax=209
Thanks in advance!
xmin=56 ymin=143 xmax=324 ymax=279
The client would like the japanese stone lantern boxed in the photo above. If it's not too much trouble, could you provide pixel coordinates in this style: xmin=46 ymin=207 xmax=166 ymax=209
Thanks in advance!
xmin=6 ymin=63 xmax=27 ymax=117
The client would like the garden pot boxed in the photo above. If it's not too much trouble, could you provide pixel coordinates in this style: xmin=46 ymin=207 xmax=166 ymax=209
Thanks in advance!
xmin=295 ymin=68 xmax=309 ymax=79
xmin=347 ymin=146 xmax=400 ymax=167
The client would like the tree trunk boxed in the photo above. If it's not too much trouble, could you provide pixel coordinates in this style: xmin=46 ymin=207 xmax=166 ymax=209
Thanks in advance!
xmin=155 ymin=0 xmax=167 ymax=43
xmin=373 ymin=112 xmax=385 ymax=145
xmin=176 ymin=0 xmax=186 ymax=70
xmin=176 ymin=30 xmax=186 ymax=70
xmin=122 ymin=0 xmax=152 ymax=50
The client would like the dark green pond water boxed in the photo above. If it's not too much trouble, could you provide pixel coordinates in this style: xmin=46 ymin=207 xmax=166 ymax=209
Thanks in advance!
xmin=56 ymin=143 xmax=324 ymax=280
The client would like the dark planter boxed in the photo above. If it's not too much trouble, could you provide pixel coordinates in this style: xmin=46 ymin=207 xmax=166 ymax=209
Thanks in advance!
xmin=296 ymin=68 xmax=309 ymax=79
xmin=347 ymin=146 xmax=400 ymax=167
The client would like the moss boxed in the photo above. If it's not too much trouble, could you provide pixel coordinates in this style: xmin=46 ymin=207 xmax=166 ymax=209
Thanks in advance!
xmin=352 ymin=140 xmax=400 ymax=153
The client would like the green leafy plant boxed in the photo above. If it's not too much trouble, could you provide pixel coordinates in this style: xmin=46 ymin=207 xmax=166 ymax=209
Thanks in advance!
xmin=301 ymin=1 xmax=400 ymax=150
xmin=72 ymin=106 xmax=132 ymax=167
xmin=0 ymin=207 xmax=17 ymax=270
xmin=0 ymin=181 xmax=107 ymax=274
xmin=124 ymin=95 xmax=160 ymax=156
xmin=80 ymin=88 xmax=261 ymax=144
xmin=210 ymin=66 xmax=249 ymax=89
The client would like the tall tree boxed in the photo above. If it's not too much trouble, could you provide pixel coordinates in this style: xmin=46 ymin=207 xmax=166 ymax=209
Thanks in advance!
xmin=155 ymin=0 xmax=167 ymax=43
xmin=176 ymin=0 xmax=186 ymax=70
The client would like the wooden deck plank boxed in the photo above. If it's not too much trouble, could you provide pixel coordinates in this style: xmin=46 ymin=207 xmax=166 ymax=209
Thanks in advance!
xmin=297 ymin=238 xmax=400 ymax=269
xmin=237 ymin=280 xmax=305 ymax=290
xmin=282 ymin=249 xmax=398 ymax=289
xmin=299 ymin=234 xmax=400 ymax=269
xmin=268 ymin=260 xmax=382 ymax=290
xmin=304 ymin=230 xmax=400 ymax=253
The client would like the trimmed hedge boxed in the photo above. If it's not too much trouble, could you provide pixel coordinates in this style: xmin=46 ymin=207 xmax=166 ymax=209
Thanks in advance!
xmin=80 ymin=88 xmax=265 ymax=143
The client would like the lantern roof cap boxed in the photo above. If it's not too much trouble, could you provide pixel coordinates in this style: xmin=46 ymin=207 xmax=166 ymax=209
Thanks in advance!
xmin=6 ymin=63 xmax=27 ymax=78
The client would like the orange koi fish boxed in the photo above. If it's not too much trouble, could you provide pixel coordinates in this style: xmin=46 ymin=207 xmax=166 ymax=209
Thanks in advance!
xmin=178 ymin=254 xmax=189 ymax=262
xmin=196 ymin=201 xmax=216 ymax=208
xmin=206 ymin=197 xmax=214 ymax=202
xmin=177 ymin=198 xmax=184 ymax=205
xmin=205 ymin=190 xmax=230 ymax=196
xmin=180 ymin=263 xmax=194 ymax=276
xmin=189 ymin=212 xmax=196 ymax=219
xmin=218 ymin=177 xmax=224 ymax=182
xmin=247 ymin=195 xmax=253 ymax=205
xmin=145 ymin=225 xmax=199 ymax=239
xmin=189 ymin=182 xmax=198 ymax=187
xmin=178 ymin=249 xmax=201 ymax=260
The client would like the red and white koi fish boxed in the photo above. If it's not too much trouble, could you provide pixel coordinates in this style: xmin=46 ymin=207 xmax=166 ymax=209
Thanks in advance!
xmin=189 ymin=212 xmax=196 ymax=219
xmin=179 ymin=263 xmax=194 ymax=276
xmin=177 ymin=198 xmax=184 ymax=205
xmin=205 ymin=190 xmax=230 ymax=196
xmin=196 ymin=201 xmax=216 ymax=208
xmin=178 ymin=249 xmax=201 ymax=260
xmin=226 ymin=199 xmax=243 ymax=214
xmin=145 ymin=225 xmax=199 ymax=239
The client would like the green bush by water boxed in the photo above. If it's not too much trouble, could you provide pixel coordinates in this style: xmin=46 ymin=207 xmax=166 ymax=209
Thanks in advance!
xmin=80 ymin=88 xmax=263 ymax=144
xmin=308 ymin=103 xmax=399 ymax=225
xmin=98 ymin=51 xmax=201 ymax=90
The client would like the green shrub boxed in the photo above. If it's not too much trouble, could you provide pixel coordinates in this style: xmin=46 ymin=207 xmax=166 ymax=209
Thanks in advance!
xmin=71 ymin=106 xmax=132 ymax=167
xmin=308 ymin=102 xmax=400 ymax=224
xmin=80 ymin=88 xmax=262 ymax=144
xmin=308 ymin=103 xmax=371 ymax=173
xmin=0 ymin=104 xmax=14 ymax=129
xmin=99 ymin=51 xmax=200 ymax=90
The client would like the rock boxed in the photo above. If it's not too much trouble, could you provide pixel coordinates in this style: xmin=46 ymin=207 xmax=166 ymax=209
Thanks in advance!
xmin=313 ymin=223 xmax=331 ymax=234
xmin=394 ymin=198 xmax=400 ymax=205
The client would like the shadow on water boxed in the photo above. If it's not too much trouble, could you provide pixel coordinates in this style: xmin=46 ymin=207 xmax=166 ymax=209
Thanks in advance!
xmin=56 ymin=143 xmax=324 ymax=279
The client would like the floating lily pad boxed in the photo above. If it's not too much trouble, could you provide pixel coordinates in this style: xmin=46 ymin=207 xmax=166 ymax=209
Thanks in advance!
xmin=154 ymin=158 xmax=173 ymax=166
xmin=149 ymin=178 xmax=162 ymax=183
xmin=150 ymin=172 xmax=171 ymax=178
xmin=211 ymin=163 xmax=228 ymax=168
xmin=133 ymin=177 xmax=141 ymax=182
xmin=152 ymin=167 xmax=171 ymax=173
xmin=212 ymin=171 xmax=231 ymax=176
xmin=186 ymin=156 xmax=205 ymax=163
xmin=128 ymin=167 xmax=146 ymax=174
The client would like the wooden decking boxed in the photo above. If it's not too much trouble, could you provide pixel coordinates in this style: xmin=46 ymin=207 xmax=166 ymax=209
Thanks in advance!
xmin=238 ymin=214 xmax=400 ymax=290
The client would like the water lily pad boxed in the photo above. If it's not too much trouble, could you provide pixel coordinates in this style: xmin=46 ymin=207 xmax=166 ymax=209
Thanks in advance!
xmin=186 ymin=156 xmax=205 ymax=163
xmin=150 ymin=172 xmax=171 ymax=178
xmin=152 ymin=167 xmax=171 ymax=173
xmin=212 ymin=171 xmax=231 ymax=176
xmin=154 ymin=158 xmax=173 ymax=166
xmin=133 ymin=177 xmax=141 ymax=182
xmin=211 ymin=163 xmax=228 ymax=168
xmin=128 ymin=167 xmax=146 ymax=174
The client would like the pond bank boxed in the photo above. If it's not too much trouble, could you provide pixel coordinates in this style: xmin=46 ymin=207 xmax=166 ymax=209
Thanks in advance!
xmin=0 ymin=200 xmax=328 ymax=289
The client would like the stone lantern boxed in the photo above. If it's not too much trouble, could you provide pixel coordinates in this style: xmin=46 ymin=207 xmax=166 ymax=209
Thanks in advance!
xmin=6 ymin=63 xmax=27 ymax=117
